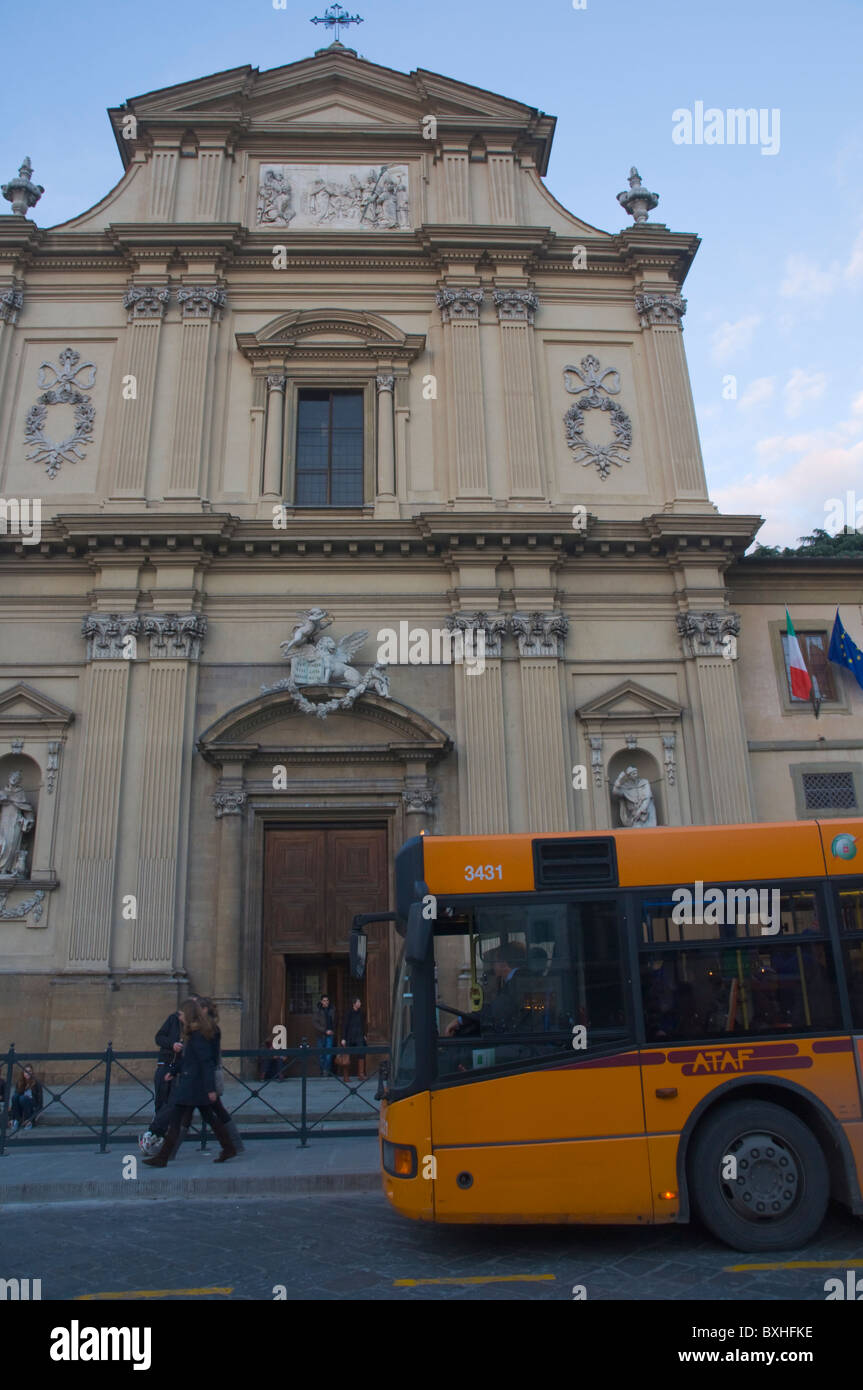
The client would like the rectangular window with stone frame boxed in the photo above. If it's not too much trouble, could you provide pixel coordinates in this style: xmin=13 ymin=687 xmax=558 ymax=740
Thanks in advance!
xmin=295 ymin=389 xmax=364 ymax=506
xmin=768 ymin=620 xmax=846 ymax=715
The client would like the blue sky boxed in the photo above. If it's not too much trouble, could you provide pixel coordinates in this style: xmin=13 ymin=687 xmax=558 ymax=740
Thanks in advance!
xmin=3 ymin=0 xmax=861 ymax=546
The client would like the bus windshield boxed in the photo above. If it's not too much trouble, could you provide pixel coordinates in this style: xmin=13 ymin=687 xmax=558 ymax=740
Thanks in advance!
xmin=433 ymin=897 xmax=631 ymax=1078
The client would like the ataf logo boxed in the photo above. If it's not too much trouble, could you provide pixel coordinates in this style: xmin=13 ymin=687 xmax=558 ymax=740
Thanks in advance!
xmin=686 ymin=1047 xmax=755 ymax=1075
xmin=831 ymin=833 xmax=857 ymax=861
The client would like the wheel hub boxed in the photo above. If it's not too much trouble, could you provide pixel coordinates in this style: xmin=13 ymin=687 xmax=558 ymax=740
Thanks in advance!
xmin=721 ymin=1130 xmax=801 ymax=1222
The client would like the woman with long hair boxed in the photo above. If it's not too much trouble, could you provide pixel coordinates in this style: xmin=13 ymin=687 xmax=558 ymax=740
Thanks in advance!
xmin=8 ymin=1063 xmax=43 ymax=1131
xmin=142 ymin=998 xmax=237 ymax=1167
xmin=196 ymin=996 xmax=244 ymax=1154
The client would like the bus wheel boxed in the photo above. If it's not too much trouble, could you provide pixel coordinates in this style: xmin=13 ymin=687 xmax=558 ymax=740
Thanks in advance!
xmin=689 ymin=1100 xmax=829 ymax=1252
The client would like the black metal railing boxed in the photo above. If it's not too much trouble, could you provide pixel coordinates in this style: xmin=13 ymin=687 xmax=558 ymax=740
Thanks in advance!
xmin=0 ymin=1042 xmax=388 ymax=1154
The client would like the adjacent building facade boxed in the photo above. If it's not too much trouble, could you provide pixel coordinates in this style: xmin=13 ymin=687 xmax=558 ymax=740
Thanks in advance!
xmin=1 ymin=42 xmax=860 ymax=1055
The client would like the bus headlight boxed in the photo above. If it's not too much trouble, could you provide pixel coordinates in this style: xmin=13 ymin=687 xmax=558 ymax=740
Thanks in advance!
xmin=382 ymin=1140 xmax=418 ymax=1178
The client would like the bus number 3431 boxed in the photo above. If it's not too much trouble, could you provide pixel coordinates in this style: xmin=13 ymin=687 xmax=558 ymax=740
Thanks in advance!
xmin=464 ymin=864 xmax=503 ymax=882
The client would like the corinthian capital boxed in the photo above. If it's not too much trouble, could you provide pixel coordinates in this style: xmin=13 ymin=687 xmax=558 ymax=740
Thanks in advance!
xmin=635 ymin=293 xmax=687 ymax=328
xmin=0 ymin=288 xmax=23 ymax=325
xmin=177 ymin=285 xmax=227 ymax=319
xmin=123 ymin=285 xmax=170 ymax=320
xmin=509 ymin=611 xmax=569 ymax=658
xmin=143 ymin=613 xmax=208 ymax=661
xmin=492 ymin=289 xmax=539 ymax=324
xmin=445 ymin=610 xmax=508 ymax=658
xmin=676 ymin=610 xmax=740 ymax=658
xmin=82 ymin=613 xmax=142 ymax=660
xmin=435 ymin=287 xmax=484 ymax=323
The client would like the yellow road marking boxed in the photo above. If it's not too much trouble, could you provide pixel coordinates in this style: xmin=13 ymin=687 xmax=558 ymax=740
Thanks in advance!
xmin=725 ymin=1258 xmax=863 ymax=1273
xmin=394 ymin=1274 xmax=555 ymax=1287
xmin=76 ymin=1286 xmax=233 ymax=1300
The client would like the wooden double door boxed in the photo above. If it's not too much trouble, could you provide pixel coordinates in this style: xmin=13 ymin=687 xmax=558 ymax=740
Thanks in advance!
xmin=262 ymin=826 xmax=390 ymax=1050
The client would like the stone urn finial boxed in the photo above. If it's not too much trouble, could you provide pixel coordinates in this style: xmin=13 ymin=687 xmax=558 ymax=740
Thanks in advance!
xmin=617 ymin=166 xmax=658 ymax=225
xmin=2 ymin=157 xmax=44 ymax=218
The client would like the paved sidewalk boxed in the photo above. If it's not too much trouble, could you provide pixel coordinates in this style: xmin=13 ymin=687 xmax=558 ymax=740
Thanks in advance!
xmin=0 ymin=1134 xmax=381 ymax=1206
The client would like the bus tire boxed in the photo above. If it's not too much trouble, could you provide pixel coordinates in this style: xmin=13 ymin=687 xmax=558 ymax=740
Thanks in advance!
xmin=688 ymin=1100 xmax=829 ymax=1252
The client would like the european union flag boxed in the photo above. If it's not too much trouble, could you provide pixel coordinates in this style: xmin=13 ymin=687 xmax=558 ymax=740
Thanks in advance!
xmin=829 ymin=611 xmax=863 ymax=692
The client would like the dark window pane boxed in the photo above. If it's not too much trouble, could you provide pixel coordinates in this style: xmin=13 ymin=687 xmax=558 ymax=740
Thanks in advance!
xmin=295 ymin=389 xmax=364 ymax=506
xmin=836 ymin=886 xmax=863 ymax=932
xmin=641 ymin=942 xmax=840 ymax=1041
xmin=843 ymin=940 xmax=863 ymax=1026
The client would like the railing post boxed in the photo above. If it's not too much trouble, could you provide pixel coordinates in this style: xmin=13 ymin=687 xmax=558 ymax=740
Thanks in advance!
xmin=0 ymin=1043 xmax=14 ymax=1157
xmin=299 ymin=1037 xmax=309 ymax=1147
xmin=99 ymin=1042 xmax=113 ymax=1153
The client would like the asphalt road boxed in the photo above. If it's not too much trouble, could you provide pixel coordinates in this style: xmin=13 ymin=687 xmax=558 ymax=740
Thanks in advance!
xmin=4 ymin=1192 xmax=863 ymax=1302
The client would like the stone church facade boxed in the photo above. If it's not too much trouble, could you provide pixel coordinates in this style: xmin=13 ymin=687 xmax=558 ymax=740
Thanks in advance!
xmin=1 ymin=41 xmax=860 ymax=1055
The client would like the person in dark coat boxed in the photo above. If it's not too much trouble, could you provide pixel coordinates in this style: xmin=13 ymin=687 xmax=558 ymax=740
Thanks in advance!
xmin=153 ymin=1008 xmax=184 ymax=1117
xmin=8 ymin=1064 xmax=43 ymax=1131
xmin=197 ymin=996 xmax=244 ymax=1154
xmin=143 ymin=999 xmax=236 ymax=1167
xmin=339 ymin=997 xmax=367 ymax=1081
xmin=313 ymin=995 xmax=336 ymax=1076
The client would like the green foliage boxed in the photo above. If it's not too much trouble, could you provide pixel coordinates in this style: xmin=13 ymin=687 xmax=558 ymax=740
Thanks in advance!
xmin=751 ymin=528 xmax=863 ymax=558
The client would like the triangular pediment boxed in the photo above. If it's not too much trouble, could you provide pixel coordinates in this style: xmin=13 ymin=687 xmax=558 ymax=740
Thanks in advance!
xmin=577 ymin=680 xmax=683 ymax=722
xmin=111 ymin=51 xmax=555 ymax=170
xmin=0 ymin=683 xmax=75 ymax=728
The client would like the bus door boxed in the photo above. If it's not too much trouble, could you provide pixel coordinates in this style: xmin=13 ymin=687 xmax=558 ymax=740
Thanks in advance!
xmin=428 ymin=895 xmax=653 ymax=1223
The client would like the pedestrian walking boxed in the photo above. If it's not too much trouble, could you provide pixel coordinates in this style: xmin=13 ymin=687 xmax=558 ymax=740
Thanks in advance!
xmin=338 ymin=997 xmax=367 ymax=1082
xmin=314 ymin=994 xmax=336 ymax=1076
xmin=153 ymin=1007 xmax=184 ymax=1117
xmin=142 ymin=998 xmax=237 ymax=1167
xmin=197 ymin=996 xmax=245 ymax=1154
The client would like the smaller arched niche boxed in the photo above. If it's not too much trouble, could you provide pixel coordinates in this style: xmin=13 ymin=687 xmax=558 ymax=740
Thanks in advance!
xmin=607 ymin=747 xmax=663 ymax=829
xmin=0 ymin=753 xmax=40 ymax=880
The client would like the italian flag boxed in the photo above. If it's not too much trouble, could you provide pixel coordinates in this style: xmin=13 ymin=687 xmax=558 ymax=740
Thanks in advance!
xmin=786 ymin=609 xmax=812 ymax=700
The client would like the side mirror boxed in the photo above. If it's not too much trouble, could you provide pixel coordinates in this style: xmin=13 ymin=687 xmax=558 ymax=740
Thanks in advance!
xmin=405 ymin=900 xmax=431 ymax=965
xmin=350 ymin=926 xmax=367 ymax=980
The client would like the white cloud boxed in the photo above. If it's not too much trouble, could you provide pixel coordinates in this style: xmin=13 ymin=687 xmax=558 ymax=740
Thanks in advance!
xmin=710 ymin=314 xmax=760 ymax=364
xmin=845 ymin=226 xmax=863 ymax=285
xmin=784 ymin=367 xmax=828 ymax=418
xmin=711 ymin=398 xmax=863 ymax=546
xmin=779 ymin=253 xmax=840 ymax=300
xmin=777 ymin=228 xmax=863 ymax=303
xmin=738 ymin=376 xmax=775 ymax=409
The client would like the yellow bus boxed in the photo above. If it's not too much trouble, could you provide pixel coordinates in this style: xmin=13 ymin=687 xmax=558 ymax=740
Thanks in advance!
xmin=360 ymin=820 xmax=863 ymax=1251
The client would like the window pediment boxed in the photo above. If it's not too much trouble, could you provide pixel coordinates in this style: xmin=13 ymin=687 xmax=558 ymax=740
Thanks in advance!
xmin=236 ymin=309 xmax=425 ymax=365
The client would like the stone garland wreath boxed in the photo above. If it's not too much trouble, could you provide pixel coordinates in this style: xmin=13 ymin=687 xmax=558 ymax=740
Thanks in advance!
xmin=564 ymin=389 xmax=633 ymax=479
xmin=24 ymin=347 xmax=97 ymax=479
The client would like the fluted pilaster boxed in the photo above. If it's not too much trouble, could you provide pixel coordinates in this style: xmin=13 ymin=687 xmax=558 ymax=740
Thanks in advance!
xmin=677 ymin=611 xmax=753 ymax=823
xmin=636 ymin=292 xmax=707 ymax=499
xmin=494 ymin=290 xmax=543 ymax=495
xmin=67 ymin=660 xmax=132 ymax=964
xmin=115 ymin=287 xmax=169 ymax=494
xmin=436 ymin=288 xmax=488 ymax=497
xmin=168 ymin=286 xmax=226 ymax=494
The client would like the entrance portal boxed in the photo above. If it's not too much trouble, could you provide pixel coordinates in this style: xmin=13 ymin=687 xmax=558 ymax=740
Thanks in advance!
xmin=261 ymin=825 xmax=390 ymax=1053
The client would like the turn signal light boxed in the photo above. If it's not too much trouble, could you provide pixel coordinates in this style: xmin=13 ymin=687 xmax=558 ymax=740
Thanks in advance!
xmin=659 ymin=1191 xmax=677 ymax=1201
xmin=382 ymin=1139 xmax=418 ymax=1179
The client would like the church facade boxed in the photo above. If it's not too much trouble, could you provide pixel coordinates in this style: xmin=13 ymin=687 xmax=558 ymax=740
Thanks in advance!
xmin=1 ymin=41 xmax=860 ymax=1055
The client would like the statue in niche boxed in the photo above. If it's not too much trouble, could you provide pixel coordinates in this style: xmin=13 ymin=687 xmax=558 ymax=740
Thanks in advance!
xmin=0 ymin=771 xmax=35 ymax=879
xmin=611 ymin=765 xmax=657 ymax=828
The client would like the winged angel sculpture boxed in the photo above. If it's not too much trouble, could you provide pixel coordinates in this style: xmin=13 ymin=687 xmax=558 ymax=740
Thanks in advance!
xmin=264 ymin=608 xmax=390 ymax=718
